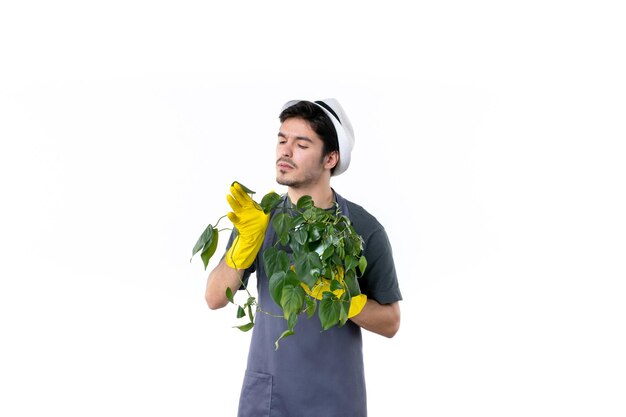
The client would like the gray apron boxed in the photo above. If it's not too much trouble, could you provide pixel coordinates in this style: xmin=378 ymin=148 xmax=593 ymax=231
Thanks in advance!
xmin=237 ymin=192 xmax=367 ymax=417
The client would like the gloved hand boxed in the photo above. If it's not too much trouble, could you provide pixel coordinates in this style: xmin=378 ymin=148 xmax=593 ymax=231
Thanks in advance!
xmin=225 ymin=182 xmax=270 ymax=270
xmin=302 ymin=267 xmax=367 ymax=318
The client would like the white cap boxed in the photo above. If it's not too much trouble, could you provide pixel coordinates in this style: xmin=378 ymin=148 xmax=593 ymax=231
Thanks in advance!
xmin=281 ymin=98 xmax=355 ymax=176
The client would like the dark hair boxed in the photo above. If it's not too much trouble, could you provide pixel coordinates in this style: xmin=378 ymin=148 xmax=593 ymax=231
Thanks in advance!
xmin=279 ymin=101 xmax=339 ymax=173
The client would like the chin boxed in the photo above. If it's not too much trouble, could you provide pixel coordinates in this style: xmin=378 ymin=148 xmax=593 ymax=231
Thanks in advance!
xmin=276 ymin=174 xmax=297 ymax=187
xmin=276 ymin=171 xmax=289 ymax=185
xmin=276 ymin=178 xmax=292 ymax=187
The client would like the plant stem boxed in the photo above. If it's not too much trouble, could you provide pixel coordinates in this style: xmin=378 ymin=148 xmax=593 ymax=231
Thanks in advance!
xmin=214 ymin=214 xmax=228 ymax=228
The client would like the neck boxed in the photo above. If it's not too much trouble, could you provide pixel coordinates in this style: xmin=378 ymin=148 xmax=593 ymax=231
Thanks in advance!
xmin=287 ymin=186 xmax=334 ymax=209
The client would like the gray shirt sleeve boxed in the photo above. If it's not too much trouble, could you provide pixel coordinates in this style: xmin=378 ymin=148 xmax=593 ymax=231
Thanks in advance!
xmin=358 ymin=226 xmax=403 ymax=304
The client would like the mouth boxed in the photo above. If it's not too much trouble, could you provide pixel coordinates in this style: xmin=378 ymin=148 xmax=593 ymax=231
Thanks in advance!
xmin=276 ymin=159 xmax=295 ymax=170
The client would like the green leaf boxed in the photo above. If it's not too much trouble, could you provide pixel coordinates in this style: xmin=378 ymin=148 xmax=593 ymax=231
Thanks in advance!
xmin=321 ymin=244 xmax=334 ymax=261
xmin=289 ymin=241 xmax=304 ymax=258
xmin=191 ymin=224 xmax=215 ymax=258
xmin=235 ymin=322 xmax=254 ymax=332
xmin=280 ymin=284 xmax=305 ymax=320
xmin=307 ymin=224 xmax=323 ymax=242
xmin=296 ymin=195 xmax=314 ymax=210
xmin=200 ymin=228 xmax=219 ymax=270
xmin=358 ymin=255 xmax=367 ymax=276
xmin=345 ymin=254 xmax=358 ymax=272
xmin=264 ymin=248 xmax=291 ymax=279
xmin=305 ymin=297 xmax=316 ymax=318
xmin=294 ymin=251 xmax=323 ymax=288
xmin=225 ymin=287 xmax=234 ymax=304
xmin=338 ymin=294 xmax=350 ymax=326
xmin=232 ymin=181 xmax=255 ymax=195
xmin=330 ymin=279 xmax=343 ymax=292
xmin=302 ymin=207 xmax=315 ymax=221
xmin=292 ymin=228 xmax=308 ymax=246
xmin=343 ymin=233 xmax=354 ymax=254
xmin=268 ymin=271 xmax=286 ymax=305
xmin=344 ymin=270 xmax=361 ymax=296
xmin=262 ymin=247 xmax=279 ymax=277
xmin=272 ymin=213 xmax=292 ymax=246
xmin=260 ymin=191 xmax=282 ymax=214
xmin=337 ymin=244 xmax=345 ymax=259
xmin=290 ymin=213 xmax=305 ymax=230
xmin=287 ymin=311 xmax=298 ymax=330
xmin=274 ymin=329 xmax=294 ymax=350
xmin=318 ymin=296 xmax=340 ymax=331
xmin=236 ymin=305 xmax=246 ymax=318
xmin=269 ymin=269 xmax=299 ymax=307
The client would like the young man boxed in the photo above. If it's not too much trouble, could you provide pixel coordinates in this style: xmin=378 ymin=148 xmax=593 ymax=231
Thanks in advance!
xmin=205 ymin=99 xmax=402 ymax=417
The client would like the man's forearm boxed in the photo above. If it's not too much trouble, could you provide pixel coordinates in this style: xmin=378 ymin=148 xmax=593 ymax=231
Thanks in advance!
xmin=205 ymin=259 xmax=245 ymax=310
xmin=350 ymin=299 xmax=401 ymax=338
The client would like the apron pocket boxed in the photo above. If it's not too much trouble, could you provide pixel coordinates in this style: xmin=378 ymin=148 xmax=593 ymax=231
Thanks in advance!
xmin=237 ymin=370 xmax=273 ymax=417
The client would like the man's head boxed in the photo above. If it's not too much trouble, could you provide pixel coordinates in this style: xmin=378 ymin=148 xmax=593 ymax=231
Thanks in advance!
xmin=279 ymin=99 xmax=354 ymax=177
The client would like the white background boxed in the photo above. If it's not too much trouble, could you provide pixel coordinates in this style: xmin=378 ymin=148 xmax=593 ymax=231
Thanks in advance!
xmin=1 ymin=1 xmax=624 ymax=416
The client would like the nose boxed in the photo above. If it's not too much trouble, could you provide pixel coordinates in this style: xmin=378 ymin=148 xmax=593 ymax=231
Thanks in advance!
xmin=278 ymin=140 xmax=293 ymax=157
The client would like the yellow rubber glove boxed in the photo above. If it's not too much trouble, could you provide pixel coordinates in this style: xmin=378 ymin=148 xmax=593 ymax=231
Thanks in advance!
xmin=347 ymin=294 xmax=367 ymax=318
xmin=225 ymin=182 xmax=270 ymax=270
xmin=301 ymin=267 xmax=368 ymax=318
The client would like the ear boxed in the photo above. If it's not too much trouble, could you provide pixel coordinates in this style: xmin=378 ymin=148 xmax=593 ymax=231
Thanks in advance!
xmin=324 ymin=150 xmax=339 ymax=171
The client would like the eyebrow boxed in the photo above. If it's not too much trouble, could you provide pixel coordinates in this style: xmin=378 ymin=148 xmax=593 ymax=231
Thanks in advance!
xmin=277 ymin=132 xmax=314 ymax=143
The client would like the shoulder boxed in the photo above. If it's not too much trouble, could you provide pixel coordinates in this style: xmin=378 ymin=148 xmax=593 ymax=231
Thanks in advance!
xmin=342 ymin=197 xmax=385 ymax=240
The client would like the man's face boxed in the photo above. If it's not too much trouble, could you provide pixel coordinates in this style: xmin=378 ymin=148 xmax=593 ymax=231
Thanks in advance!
xmin=275 ymin=117 xmax=336 ymax=188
